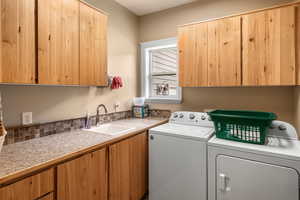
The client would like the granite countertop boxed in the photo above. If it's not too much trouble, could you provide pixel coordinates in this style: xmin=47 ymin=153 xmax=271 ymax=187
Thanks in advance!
xmin=0 ymin=118 xmax=167 ymax=185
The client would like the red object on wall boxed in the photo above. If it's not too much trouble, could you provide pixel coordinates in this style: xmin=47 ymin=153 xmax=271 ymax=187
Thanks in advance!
xmin=111 ymin=76 xmax=123 ymax=89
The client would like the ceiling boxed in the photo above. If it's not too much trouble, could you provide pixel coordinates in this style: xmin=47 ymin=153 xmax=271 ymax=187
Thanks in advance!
xmin=115 ymin=0 xmax=199 ymax=16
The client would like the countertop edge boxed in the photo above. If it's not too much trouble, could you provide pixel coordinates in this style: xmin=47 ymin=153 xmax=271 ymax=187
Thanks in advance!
xmin=0 ymin=119 xmax=168 ymax=186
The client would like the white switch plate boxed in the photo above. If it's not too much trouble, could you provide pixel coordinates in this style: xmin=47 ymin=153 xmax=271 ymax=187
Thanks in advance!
xmin=22 ymin=112 xmax=33 ymax=125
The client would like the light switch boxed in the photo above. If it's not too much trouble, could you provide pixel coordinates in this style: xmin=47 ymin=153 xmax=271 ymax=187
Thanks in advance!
xmin=22 ymin=112 xmax=33 ymax=125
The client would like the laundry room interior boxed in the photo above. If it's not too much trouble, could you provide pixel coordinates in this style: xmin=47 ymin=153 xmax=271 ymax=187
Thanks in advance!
xmin=0 ymin=0 xmax=299 ymax=200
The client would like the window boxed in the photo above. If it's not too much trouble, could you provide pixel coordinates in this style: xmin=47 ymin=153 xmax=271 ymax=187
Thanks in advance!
xmin=140 ymin=38 xmax=181 ymax=104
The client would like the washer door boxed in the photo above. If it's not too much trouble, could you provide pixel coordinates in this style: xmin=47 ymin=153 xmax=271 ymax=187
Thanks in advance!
xmin=149 ymin=133 xmax=207 ymax=200
xmin=216 ymin=155 xmax=299 ymax=200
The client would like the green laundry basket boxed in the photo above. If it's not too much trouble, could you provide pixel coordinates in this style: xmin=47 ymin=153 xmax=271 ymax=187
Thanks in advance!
xmin=208 ymin=110 xmax=277 ymax=145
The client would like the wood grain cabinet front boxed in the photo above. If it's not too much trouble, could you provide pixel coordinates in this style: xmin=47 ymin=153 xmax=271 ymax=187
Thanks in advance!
xmin=79 ymin=2 xmax=108 ymax=86
xmin=207 ymin=16 xmax=242 ymax=86
xmin=0 ymin=168 xmax=54 ymax=200
xmin=57 ymin=148 xmax=108 ymax=200
xmin=38 ymin=193 xmax=54 ymax=200
xmin=178 ymin=23 xmax=209 ymax=87
xmin=178 ymin=4 xmax=297 ymax=87
xmin=178 ymin=16 xmax=241 ymax=87
xmin=1 ymin=0 xmax=36 ymax=84
xmin=38 ymin=0 xmax=80 ymax=85
xmin=242 ymin=6 xmax=296 ymax=86
xmin=0 ymin=0 xmax=108 ymax=86
xmin=109 ymin=132 xmax=148 ymax=200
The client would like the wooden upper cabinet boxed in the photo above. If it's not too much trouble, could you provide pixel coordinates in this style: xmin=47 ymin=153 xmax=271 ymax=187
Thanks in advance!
xmin=207 ymin=16 xmax=242 ymax=86
xmin=38 ymin=0 xmax=80 ymax=85
xmin=80 ymin=2 xmax=108 ymax=86
xmin=178 ymin=23 xmax=208 ymax=87
xmin=242 ymin=6 xmax=296 ymax=86
xmin=1 ymin=0 xmax=36 ymax=84
xmin=109 ymin=132 xmax=148 ymax=200
xmin=57 ymin=148 xmax=108 ymax=200
xmin=0 ymin=169 xmax=54 ymax=200
xmin=178 ymin=16 xmax=241 ymax=87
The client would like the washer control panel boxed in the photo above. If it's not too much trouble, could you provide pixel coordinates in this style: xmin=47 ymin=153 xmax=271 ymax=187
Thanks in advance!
xmin=169 ymin=111 xmax=214 ymax=127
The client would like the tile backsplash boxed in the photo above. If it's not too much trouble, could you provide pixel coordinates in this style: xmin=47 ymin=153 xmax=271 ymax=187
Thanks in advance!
xmin=4 ymin=109 xmax=171 ymax=145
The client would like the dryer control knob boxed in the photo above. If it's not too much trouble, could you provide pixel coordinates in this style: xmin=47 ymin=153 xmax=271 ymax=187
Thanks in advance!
xmin=179 ymin=113 xmax=184 ymax=118
xmin=279 ymin=125 xmax=287 ymax=131
xmin=201 ymin=115 xmax=206 ymax=120
xmin=173 ymin=113 xmax=178 ymax=118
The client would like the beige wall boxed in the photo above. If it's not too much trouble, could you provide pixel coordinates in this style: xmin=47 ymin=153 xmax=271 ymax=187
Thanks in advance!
xmin=1 ymin=0 xmax=139 ymax=127
xmin=140 ymin=0 xmax=293 ymax=42
xmin=139 ymin=0 xmax=296 ymax=126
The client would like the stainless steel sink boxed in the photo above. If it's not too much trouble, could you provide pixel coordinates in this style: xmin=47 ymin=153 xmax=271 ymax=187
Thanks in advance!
xmin=83 ymin=123 xmax=136 ymax=136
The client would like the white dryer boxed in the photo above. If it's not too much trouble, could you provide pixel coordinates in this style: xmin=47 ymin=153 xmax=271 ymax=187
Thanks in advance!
xmin=208 ymin=120 xmax=300 ymax=200
xmin=149 ymin=112 xmax=214 ymax=200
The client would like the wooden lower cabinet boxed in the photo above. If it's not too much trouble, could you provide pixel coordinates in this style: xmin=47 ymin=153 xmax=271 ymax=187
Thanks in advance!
xmin=0 ymin=133 xmax=148 ymax=200
xmin=0 ymin=168 xmax=54 ymax=200
xmin=57 ymin=148 xmax=108 ymax=200
xmin=109 ymin=132 xmax=148 ymax=200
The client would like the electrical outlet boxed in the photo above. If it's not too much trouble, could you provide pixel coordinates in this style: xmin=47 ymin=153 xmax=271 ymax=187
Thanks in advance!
xmin=22 ymin=112 xmax=33 ymax=125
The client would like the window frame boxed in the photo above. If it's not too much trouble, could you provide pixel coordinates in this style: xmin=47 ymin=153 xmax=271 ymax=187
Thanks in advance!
xmin=140 ymin=37 xmax=182 ymax=104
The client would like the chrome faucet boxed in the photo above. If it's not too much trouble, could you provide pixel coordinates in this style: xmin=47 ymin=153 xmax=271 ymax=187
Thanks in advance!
xmin=96 ymin=104 xmax=108 ymax=126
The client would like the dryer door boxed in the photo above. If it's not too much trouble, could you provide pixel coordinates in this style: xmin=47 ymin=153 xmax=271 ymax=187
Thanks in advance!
xmin=216 ymin=155 xmax=299 ymax=200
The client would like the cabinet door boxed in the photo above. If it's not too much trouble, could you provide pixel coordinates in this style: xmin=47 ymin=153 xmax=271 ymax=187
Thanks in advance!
xmin=216 ymin=155 xmax=298 ymax=200
xmin=178 ymin=23 xmax=208 ymax=87
xmin=80 ymin=3 xmax=107 ymax=86
xmin=1 ymin=0 xmax=36 ymax=84
xmin=38 ymin=0 xmax=80 ymax=85
xmin=0 ymin=169 xmax=54 ymax=200
xmin=208 ymin=16 xmax=242 ymax=86
xmin=243 ymin=6 xmax=296 ymax=86
xmin=57 ymin=148 xmax=108 ymax=200
xmin=109 ymin=132 xmax=148 ymax=200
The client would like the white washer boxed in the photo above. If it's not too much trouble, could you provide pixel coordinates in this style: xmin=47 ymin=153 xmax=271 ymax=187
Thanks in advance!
xmin=149 ymin=111 xmax=214 ymax=200
xmin=208 ymin=120 xmax=300 ymax=200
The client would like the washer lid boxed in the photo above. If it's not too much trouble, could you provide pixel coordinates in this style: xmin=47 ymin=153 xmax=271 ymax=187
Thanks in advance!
xmin=209 ymin=136 xmax=300 ymax=161
xmin=149 ymin=123 xmax=214 ymax=141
